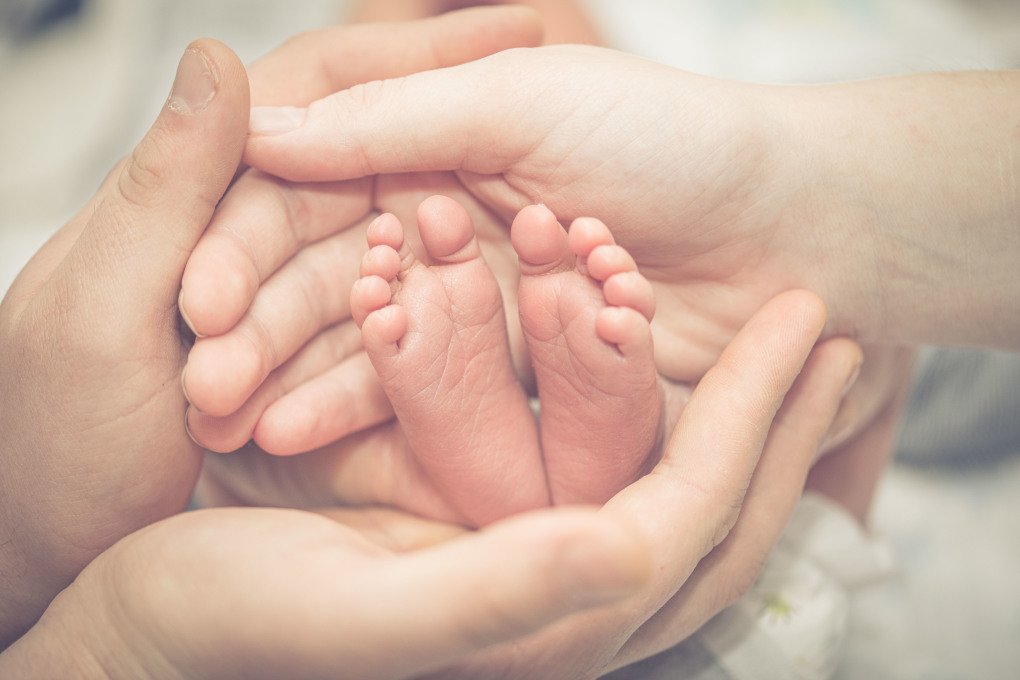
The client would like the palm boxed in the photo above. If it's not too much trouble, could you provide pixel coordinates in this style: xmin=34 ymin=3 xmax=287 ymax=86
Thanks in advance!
xmin=0 ymin=204 xmax=202 ymax=583
xmin=249 ymin=45 xmax=823 ymax=383
xmin=451 ymin=47 xmax=811 ymax=381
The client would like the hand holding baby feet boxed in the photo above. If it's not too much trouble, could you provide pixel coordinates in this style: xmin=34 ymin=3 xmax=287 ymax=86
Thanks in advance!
xmin=351 ymin=195 xmax=549 ymax=526
xmin=513 ymin=205 xmax=669 ymax=505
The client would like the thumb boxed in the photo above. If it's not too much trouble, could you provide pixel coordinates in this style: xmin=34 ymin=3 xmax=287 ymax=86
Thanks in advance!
xmin=244 ymin=47 xmax=547 ymax=182
xmin=59 ymin=39 xmax=248 ymax=318
xmin=340 ymin=508 xmax=650 ymax=679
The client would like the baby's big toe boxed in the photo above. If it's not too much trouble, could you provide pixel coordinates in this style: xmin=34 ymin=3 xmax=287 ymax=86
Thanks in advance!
xmin=511 ymin=205 xmax=574 ymax=274
xmin=416 ymin=195 xmax=481 ymax=265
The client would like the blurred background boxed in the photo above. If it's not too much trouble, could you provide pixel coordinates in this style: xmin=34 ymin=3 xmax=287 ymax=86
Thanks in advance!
xmin=2 ymin=1 xmax=1018 ymax=678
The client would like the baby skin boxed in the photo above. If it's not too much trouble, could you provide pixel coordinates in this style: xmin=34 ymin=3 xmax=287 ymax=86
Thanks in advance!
xmin=351 ymin=196 xmax=666 ymax=527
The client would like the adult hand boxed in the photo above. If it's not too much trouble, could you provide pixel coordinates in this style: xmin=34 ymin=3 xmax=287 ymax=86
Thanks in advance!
xmin=180 ymin=7 xmax=545 ymax=451
xmin=0 ymin=7 xmax=545 ymax=647
xmin=197 ymin=290 xmax=863 ymax=678
xmin=0 ymin=506 xmax=648 ymax=680
xmin=181 ymin=5 xmax=542 ymax=337
xmin=245 ymin=45 xmax=1020 ymax=361
xmin=0 ymin=38 xmax=248 ymax=648
xmin=347 ymin=0 xmax=602 ymax=45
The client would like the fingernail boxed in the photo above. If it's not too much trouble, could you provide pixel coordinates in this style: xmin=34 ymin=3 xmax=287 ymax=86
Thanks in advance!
xmin=168 ymin=46 xmax=217 ymax=115
xmin=249 ymin=106 xmax=307 ymax=135
xmin=181 ymin=364 xmax=195 ymax=407
xmin=184 ymin=407 xmax=200 ymax=446
xmin=841 ymin=359 xmax=862 ymax=398
xmin=178 ymin=288 xmax=204 ymax=339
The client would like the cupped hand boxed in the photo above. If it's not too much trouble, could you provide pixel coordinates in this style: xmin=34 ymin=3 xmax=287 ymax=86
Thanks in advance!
xmin=246 ymin=48 xmax=1020 ymax=357
xmin=243 ymin=44 xmax=848 ymax=381
xmin=238 ymin=43 xmax=915 ymax=466
xmin=0 ymin=505 xmax=649 ymax=680
xmin=180 ymin=7 xmax=547 ymax=451
xmin=0 ymin=7 xmax=547 ymax=648
xmin=197 ymin=290 xmax=863 ymax=678
xmin=0 ymin=39 xmax=248 ymax=647
xmin=181 ymin=171 xmax=535 ymax=456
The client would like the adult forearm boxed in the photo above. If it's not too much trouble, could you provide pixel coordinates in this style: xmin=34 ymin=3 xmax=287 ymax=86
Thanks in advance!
xmin=783 ymin=70 xmax=1020 ymax=349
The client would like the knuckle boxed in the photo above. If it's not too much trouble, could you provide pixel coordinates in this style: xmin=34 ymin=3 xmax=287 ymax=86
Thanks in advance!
xmin=117 ymin=144 xmax=166 ymax=212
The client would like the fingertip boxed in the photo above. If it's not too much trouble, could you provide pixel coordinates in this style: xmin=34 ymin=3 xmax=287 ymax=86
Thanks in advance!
xmin=178 ymin=288 xmax=203 ymax=339
xmin=773 ymin=289 xmax=827 ymax=341
xmin=446 ymin=5 xmax=544 ymax=50
xmin=180 ymin=255 xmax=255 ymax=337
xmin=252 ymin=400 xmax=319 ymax=456
xmin=163 ymin=38 xmax=248 ymax=132
xmin=184 ymin=337 xmax=261 ymax=417
xmin=186 ymin=407 xmax=256 ymax=454
xmin=73 ymin=39 xmax=250 ymax=316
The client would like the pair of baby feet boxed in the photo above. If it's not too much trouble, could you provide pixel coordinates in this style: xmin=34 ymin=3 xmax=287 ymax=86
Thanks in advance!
xmin=351 ymin=196 xmax=671 ymax=527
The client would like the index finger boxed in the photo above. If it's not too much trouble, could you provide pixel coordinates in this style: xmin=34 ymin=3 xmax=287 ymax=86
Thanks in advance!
xmin=606 ymin=290 xmax=834 ymax=601
xmin=248 ymin=5 xmax=543 ymax=105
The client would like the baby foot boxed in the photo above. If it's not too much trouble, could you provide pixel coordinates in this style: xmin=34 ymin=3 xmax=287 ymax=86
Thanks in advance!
xmin=513 ymin=205 xmax=662 ymax=505
xmin=351 ymin=195 xmax=547 ymax=526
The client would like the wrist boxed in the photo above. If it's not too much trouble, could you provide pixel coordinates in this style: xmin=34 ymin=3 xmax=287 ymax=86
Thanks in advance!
xmin=778 ymin=72 xmax=1020 ymax=348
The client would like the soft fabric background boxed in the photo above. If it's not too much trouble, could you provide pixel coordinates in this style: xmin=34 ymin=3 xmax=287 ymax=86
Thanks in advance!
xmin=2 ymin=1 xmax=1018 ymax=677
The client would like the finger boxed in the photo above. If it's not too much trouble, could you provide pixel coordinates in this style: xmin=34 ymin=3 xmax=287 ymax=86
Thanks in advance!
xmin=185 ymin=322 xmax=374 ymax=454
xmin=414 ymin=294 xmax=855 ymax=678
xmin=143 ymin=506 xmax=647 ymax=680
xmin=247 ymin=5 xmax=543 ymax=106
xmin=454 ymin=291 xmax=840 ymax=677
xmin=805 ymin=350 xmax=912 ymax=523
xmin=185 ymin=5 xmax=539 ymax=335
xmin=611 ymin=336 xmax=863 ymax=666
xmin=245 ymin=47 xmax=554 ymax=180
xmin=48 ymin=40 xmax=248 ymax=331
xmin=180 ymin=172 xmax=372 ymax=338
xmin=183 ymin=223 xmax=369 ymax=417
xmin=594 ymin=288 xmax=832 ymax=639
xmin=253 ymin=352 xmax=394 ymax=456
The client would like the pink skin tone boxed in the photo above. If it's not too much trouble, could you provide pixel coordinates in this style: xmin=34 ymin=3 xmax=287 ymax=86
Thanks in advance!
xmin=351 ymin=196 xmax=670 ymax=525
